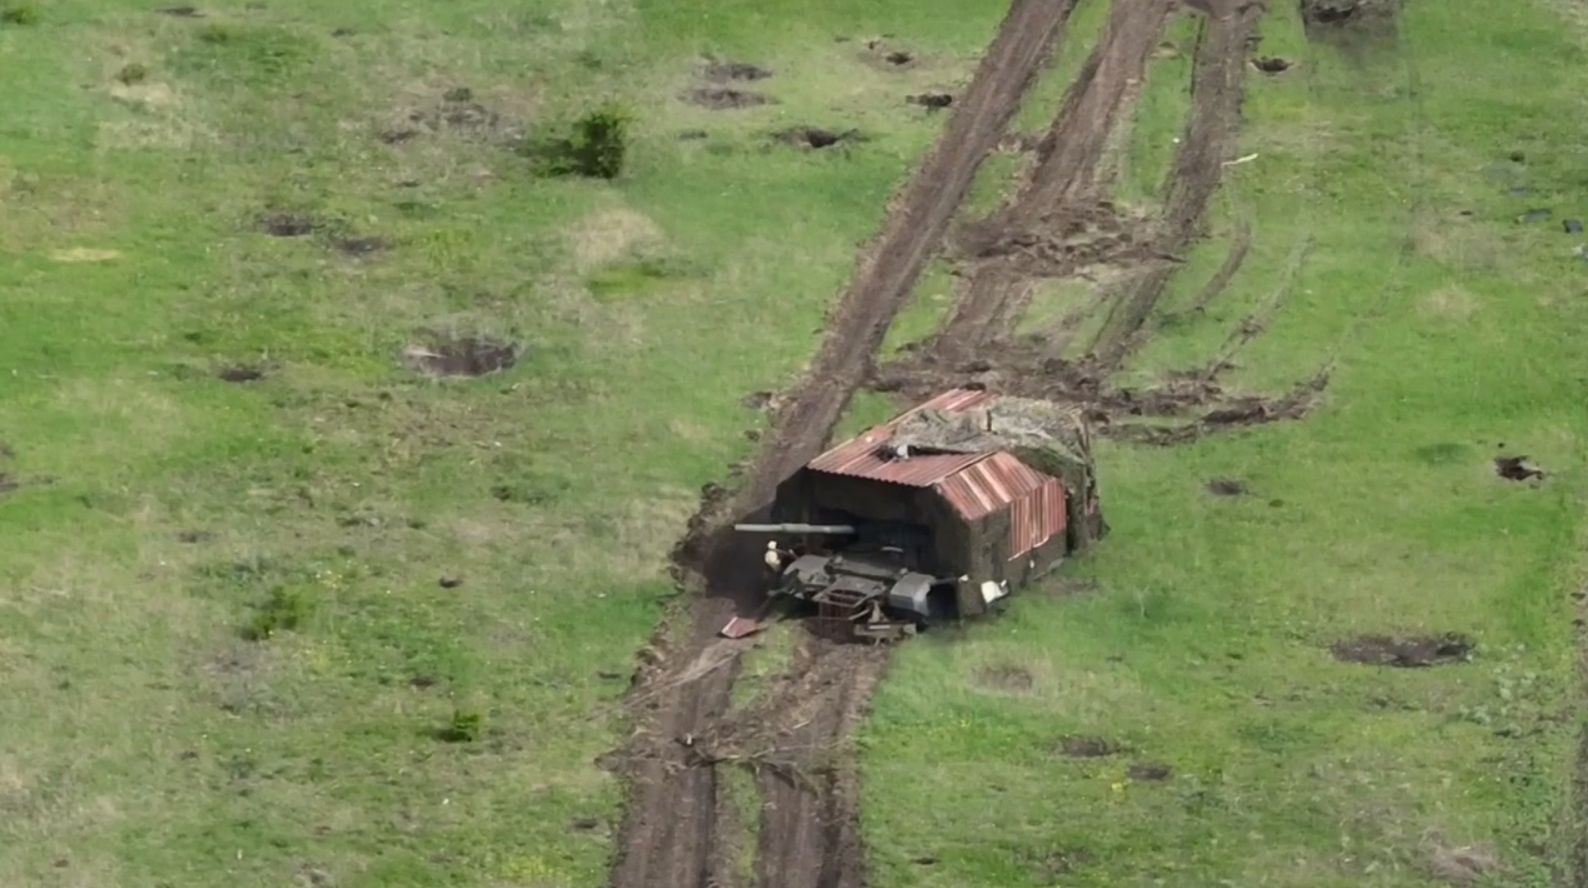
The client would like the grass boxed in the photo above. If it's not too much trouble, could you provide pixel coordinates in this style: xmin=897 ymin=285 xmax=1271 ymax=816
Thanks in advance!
xmin=6 ymin=0 xmax=1587 ymax=887
xmin=861 ymin=3 xmax=1588 ymax=888
xmin=0 ymin=0 xmax=1009 ymax=885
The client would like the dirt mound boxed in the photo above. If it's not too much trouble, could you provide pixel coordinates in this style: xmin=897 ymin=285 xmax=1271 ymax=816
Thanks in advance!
xmin=1330 ymin=633 xmax=1475 ymax=668
xmin=1300 ymin=0 xmax=1400 ymax=46
xmin=955 ymin=203 xmax=1151 ymax=276
xmin=1494 ymin=455 xmax=1545 ymax=482
xmin=776 ymin=127 xmax=859 ymax=149
xmin=400 ymin=337 xmax=519 ymax=378
xmin=686 ymin=88 xmax=770 ymax=110
xmin=607 ymin=0 xmax=1087 ymax=885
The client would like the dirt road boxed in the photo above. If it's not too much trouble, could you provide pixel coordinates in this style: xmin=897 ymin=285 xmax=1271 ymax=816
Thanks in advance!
xmin=606 ymin=1 xmax=1082 ymax=886
xmin=933 ymin=0 xmax=1176 ymax=366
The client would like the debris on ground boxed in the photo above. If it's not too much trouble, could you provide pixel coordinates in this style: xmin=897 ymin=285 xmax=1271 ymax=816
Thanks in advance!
xmin=401 ymin=336 xmax=520 ymax=378
xmin=1330 ymin=633 xmax=1475 ymax=668
xmin=1494 ymin=455 xmax=1544 ymax=482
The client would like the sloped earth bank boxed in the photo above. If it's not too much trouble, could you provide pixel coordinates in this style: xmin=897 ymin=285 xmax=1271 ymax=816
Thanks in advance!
xmin=605 ymin=1 xmax=1083 ymax=886
xmin=873 ymin=1 xmax=1308 ymax=446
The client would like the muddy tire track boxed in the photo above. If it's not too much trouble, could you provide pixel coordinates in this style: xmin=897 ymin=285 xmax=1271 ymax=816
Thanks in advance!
xmin=1089 ymin=1 xmax=1265 ymax=367
xmin=606 ymin=2 xmax=1083 ymax=886
xmin=934 ymin=0 xmax=1176 ymax=366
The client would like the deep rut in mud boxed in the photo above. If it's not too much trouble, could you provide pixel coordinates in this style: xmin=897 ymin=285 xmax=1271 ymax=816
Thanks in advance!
xmin=873 ymin=0 xmax=1308 ymax=447
xmin=606 ymin=0 xmax=1084 ymax=885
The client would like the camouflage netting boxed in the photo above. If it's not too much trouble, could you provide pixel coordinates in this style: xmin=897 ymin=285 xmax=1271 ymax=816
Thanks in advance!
xmin=889 ymin=396 xmax=1092 ymax=480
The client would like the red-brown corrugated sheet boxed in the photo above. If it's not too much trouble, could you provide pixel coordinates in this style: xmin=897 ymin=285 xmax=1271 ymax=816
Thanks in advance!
xmin=805 ymin=390 xmax=1068 ymax=558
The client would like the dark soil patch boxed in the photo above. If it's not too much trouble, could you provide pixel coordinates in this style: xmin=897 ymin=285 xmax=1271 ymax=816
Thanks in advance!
xmin=1057 ymin=736 xmax=1121 ymax=758
xmin=1299 ymin=0 xmax=1400 ymax=47
xmin=907 ymin=93 xmax=954 ymax=111
xmin=1127 ymin=762 xmax=1172 ymax=782
xmin=1251 ymin=56 xmax=1292 ymax=73
xmin=408 ymin=674 xmax=437 ymax=689
xmin=570 ymin=816 xmax=603 ymax=831
xmin=176 ymin=529 xmax=214 ymax=543
xmin=863 ymin=39 xmax=918 ymax=69
xmin=776 ymin=126 xmax=859 ymax=149
xmin=677 ymin=129 xmax=709 ymax=141
xmin=1495 ymin=455 xmax=1545 ymax=482
xmin=158 ymin=5 xmax=204 ymax=16
xmin=700 ymin=60 xmax=772 ymax=82
xmin=1330 ymin=633 xmax=1476 ymax=668
xmin=258 ymin=212 xmax=316 ymax=237
xmin=438 ymin=576 xmax=463 ymax=589
xmin=400 ymin=336 xmax=520 ymax=379
xmin=379 ymin=128 xmax=418 ymax=145
xmin=684 ymin=87 xmax=769 ymax=110
xmin=400 ymin=87 xmax=515 ymax=139
xmin=975 ymin=664 xmax=1034 ymax=692
xmin=333 ymin=236 xmax=390 ymax=257
xmin=0 ymin=474 xmax=19 ymax=496
xmin=1206 ymin=478 xmax=1248 ymax=496
xmin=217 ymin=365 xmax=265 ymax=383
xmin=741 ymin=390 xmax=774 ymax=411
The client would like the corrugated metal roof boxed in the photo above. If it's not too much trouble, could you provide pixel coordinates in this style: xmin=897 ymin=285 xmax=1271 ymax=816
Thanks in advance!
xmin=806 ymin=389 xmax=997 ymax=486
xmin=804 ymin=390 xmax=1065 ymax=523
xmin=934 ymin=451 xmax=1047 ymax=521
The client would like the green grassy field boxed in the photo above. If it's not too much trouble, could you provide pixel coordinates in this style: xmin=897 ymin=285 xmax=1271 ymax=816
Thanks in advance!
xmin=0 ymin=0 xmax=1006 ymax=884
xmin=862 ymin=3 xmax=1588 ymax=888
xmin=4 ymin=0 xmax=1586 ymax=886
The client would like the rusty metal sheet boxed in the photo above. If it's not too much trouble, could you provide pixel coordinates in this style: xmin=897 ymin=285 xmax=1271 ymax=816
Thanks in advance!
xmin=719 ymin=616 xmax=764 ymax=639
xmin=806 ymin=389 xmax=997 ymax=486
xmin=936 ymin=451 xmax=1047 ymax=521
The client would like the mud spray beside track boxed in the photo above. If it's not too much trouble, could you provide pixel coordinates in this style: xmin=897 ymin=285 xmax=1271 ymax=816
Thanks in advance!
xmin=605 ymin=1 xmax=1083 ymax=886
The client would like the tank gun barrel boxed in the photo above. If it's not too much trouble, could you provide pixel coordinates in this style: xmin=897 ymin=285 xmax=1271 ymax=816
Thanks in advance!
xmin=734 ymin=523 xmax=857 ymax=535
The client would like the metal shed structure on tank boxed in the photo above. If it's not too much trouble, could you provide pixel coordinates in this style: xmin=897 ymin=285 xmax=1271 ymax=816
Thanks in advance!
xmin=765 ymin=388 xmax=1106 ymax=621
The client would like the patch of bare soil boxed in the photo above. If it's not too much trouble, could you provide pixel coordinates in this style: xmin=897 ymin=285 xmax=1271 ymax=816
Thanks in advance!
xmin=1300 ymin=0 xmax=1400 ymax=47
xmin=399 ymin=336 xmax=519 ymax=378
xmin=1330 ymin=633 xmax=1476 ymax=668
xmin=385 ymin=87 xmax=521 ymax=144
xmin=686 ymin=88 xmax=771 ymax=110
xmin=332 ymin=236 xmax=390 ymax=257
xmin=1251 ymin=56 xmax=1292 ymax=73
xmin=933 ymin=0 xmax=1177 ymax=364
xmin=607 ymin=1 xmax=1087 ymax=886
xmin=1058 ymin=736 xmax=1123 ymax=758
xmin=907 ymin=93 xmax=954 ymax=111
xmin=158 ymin=5 xmax=204 ymax=16
xmin=776 ymin=127 xmax=861 ymax=149
xmin=1128 ymin=762 xmax=1172 ymax=782
xmin=217 ymin=365 xmax=265 ymax=383
xmin=258 ymin=212 xmax=316 ymax=237
xmin=1206 ymin=478 xmax=1247 ymax=496
xmin=861 ymin=38 xmax=918 ymax=70
xmin=1494 ymin=454 xmax=1545 ymax=482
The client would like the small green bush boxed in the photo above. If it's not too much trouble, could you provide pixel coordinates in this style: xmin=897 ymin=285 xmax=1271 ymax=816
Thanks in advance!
xmin=436 ymin=707 xmax=483 ymax=743
xmin=529 ymin=105 xmax=633 ymax=180
xmin=240 ymin=586 xmax=312 ymax=641
xmin=0 ymin=2 xmax=40 ymax=25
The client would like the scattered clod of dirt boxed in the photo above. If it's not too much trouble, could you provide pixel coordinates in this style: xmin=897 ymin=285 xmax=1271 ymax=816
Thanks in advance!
xmin=379 ymin=128 xmax=418 ymax=145
xmin=776 ymin=126 xmax=859 ymax=149
xmin=409 ymin=675 xmax=437 ymax=689
xmin=217 ymin=365 xmax=265 ymax=383
xmin=1127 ymin=763 xmax=1172 ymax=782
xmin=1424 ymin=838 xmax=1498 ymax=888
xmin=1251 ymin=56 xmax=1292 ymax=73
xmin=1206 ymin=478 xmax=1248 ymax=496
xmin=176 ymin=529 xmax=215 ymax=544
xmin=258 ymin=212 xmax=316 ymax=237
xmin=907 ymin=93 xmax=954 ymax=111
xmin=1058 ymin=736 xmax=1121 ymax=758
xmin=684 ymin=87 xmax=770 ymax=110
xmin=974 ymin=664 xmax=1035 ymax=692
xmin=333 ymin=236 xmax=390 ymax=257
xmin=438 ymin=576 xmax=463 ymax=589
xmin=1331 ymin=633 xmax=1475 ymax=668
xmin=1494 ymin=455 xmax=1545 ymax=482
xmin=884 ymin=50 xmax=914 ymax=65
xmin=741 ymin=390 xmax=776 ymax=411
xmin=911 ymin=855 xmax=940 ymax=866
xmin=401 ymin=336 xmax=521 ymax=379
xmin=331 ymin=27 xmax=354 ymax=37
xmin=700 ymin=60 xmax=772 ymax=82
xmin=158 ymin=5 xmax=204 ymax=16
xmin=570 ymin=816 xmax=603 ymax=832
